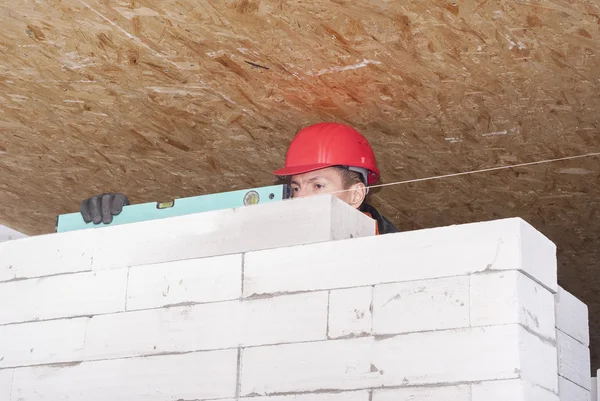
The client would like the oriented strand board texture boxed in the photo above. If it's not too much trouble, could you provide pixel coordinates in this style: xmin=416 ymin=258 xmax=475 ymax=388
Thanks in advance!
xmin=0 ymin=0 xmax=599 ymax=366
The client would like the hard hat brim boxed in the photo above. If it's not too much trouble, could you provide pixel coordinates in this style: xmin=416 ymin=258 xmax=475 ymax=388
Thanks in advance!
xmin=273 ymin=163 xmax=337 ymax=178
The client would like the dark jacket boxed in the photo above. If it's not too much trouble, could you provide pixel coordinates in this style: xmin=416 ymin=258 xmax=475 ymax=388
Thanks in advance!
xmin=360 ymin=203 xmax=399 ymax=234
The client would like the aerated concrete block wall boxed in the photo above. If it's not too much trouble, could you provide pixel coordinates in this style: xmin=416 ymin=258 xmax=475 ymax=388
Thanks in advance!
xmin=0 ymin=195 xmax=590 ymax=401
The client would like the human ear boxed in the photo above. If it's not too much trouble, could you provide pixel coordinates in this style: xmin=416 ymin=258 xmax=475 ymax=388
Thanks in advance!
xmin=348 ymin=182 xmax=367 ymax=208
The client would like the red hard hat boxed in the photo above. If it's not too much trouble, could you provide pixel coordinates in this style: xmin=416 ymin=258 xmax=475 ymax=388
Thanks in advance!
xmin=274 ymin=122 xmax=380 ymax=185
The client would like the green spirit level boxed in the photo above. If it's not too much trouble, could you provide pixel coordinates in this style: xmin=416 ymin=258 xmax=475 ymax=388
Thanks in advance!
xmin=55 ymin=184 xmax=291 ymax=233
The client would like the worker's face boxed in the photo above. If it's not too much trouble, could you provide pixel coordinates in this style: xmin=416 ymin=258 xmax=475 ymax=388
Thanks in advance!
xmin=289 ymin=167 xmax=366 ymax=209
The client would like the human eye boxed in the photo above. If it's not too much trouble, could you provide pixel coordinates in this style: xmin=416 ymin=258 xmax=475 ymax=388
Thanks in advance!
xmin=314 ymin=183 xmax=325 ymax=190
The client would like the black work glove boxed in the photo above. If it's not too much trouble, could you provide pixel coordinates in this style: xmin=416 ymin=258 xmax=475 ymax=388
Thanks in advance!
xmin=80 ymin=193 xmax=130 ymax=224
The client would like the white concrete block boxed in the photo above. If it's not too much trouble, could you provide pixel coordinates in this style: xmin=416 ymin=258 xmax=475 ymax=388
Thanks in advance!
xmin=591 ymin=376 xmax=597 ymax=401
xmin=519 ymin=218 xmax=558 ymax=292
xmin=126 ymin=254 xmax=242 ymax=311
xmin=470 ymin=270 xmax=556 ymax=339
xmin=92 ymin=195 xmax=375 ymax=270
xmin=472 ymin=379 xmax=560 ymax=401
xmin=11 ymin=349 xmax=237 ymax=401
xmin=85 ymin=292 xmax=328 ymax=360
xmin=376 ymin=324 xmax=556 ymax=392
xmin=328 ymin=287 xmax=373 ymax=339
xmin=244 ymin=217 xmax=557 ymax=298
xmin=0 ymin=318 xmax=88 ymax=368
xmin=372 ymin=276 xmax=469 ymax=335
xmin=558 ymin=329 xmax=591 ymax=390
xmin=519 ymin=325 xmax=559 ymax=392
xmin=0 ymin=229 xmax=93 ymax=282
xmin=556 ymin=286 xmax=589 ymax=346
xmin=240 ymin=324 xmax=556 ymax=395
xmin=240 ymin=337 xmax=374 ymax=396
xmin=0 ymin=369 xmax=13 ymax=401
xmin=373 ymin=385 xmax=470 ymax=401
xmin=559 ymin=376 xmax=591 ymax=401
xmin=0 ymin=225 xmax=27 ymax=242
xmin=0 ymin=268 xmax=127 ymax=325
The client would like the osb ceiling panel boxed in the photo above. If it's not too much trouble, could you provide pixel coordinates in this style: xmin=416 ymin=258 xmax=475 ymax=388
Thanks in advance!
xmin=1 ymin=0 xmax=600 ymax=363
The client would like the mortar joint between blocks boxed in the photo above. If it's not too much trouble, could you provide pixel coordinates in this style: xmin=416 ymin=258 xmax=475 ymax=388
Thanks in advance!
xmin=467 ymin=274 xmax=472 ymax=327
xmin=8 ymin=368 xmax=14 ymax=401
xmin=370 ymin=285 xmax=375 ymax=334
xmin=326 ymin=290 xmax=331 ymax=340
xmin=241 ymin=253 xmax=245 ymax=297
xmin=124 ymin=267 xmax=131 ymax=311
xmin=82 ymin=316 xmax=92 ymax=359
xmin=559 ymin=375 xmax=590 ymax=392
xmin=235 ymin=347 xmax=242 ymax=398
xmin=557 ymin=326 xmax=589 ymax=347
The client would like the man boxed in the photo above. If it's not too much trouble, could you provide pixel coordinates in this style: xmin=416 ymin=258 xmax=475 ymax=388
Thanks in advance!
xmin=80 ymin=122 xmax=398 ymax=234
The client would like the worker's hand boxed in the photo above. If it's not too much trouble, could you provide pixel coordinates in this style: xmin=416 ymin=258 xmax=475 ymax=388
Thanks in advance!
xmin=80 ymin=193 xmax=130 ymax=224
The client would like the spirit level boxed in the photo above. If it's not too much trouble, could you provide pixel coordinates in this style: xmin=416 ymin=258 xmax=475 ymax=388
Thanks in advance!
xmin=55 ymin=184 xmax=291 ymax=233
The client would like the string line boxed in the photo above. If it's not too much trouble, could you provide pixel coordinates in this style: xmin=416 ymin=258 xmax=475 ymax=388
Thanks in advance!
xmin=325 ymin=151 xmax=600 ymax=196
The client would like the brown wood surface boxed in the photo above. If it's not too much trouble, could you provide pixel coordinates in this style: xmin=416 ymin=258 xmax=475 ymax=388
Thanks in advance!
xmin=1 ymin=0 xmax=600 ymax=368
